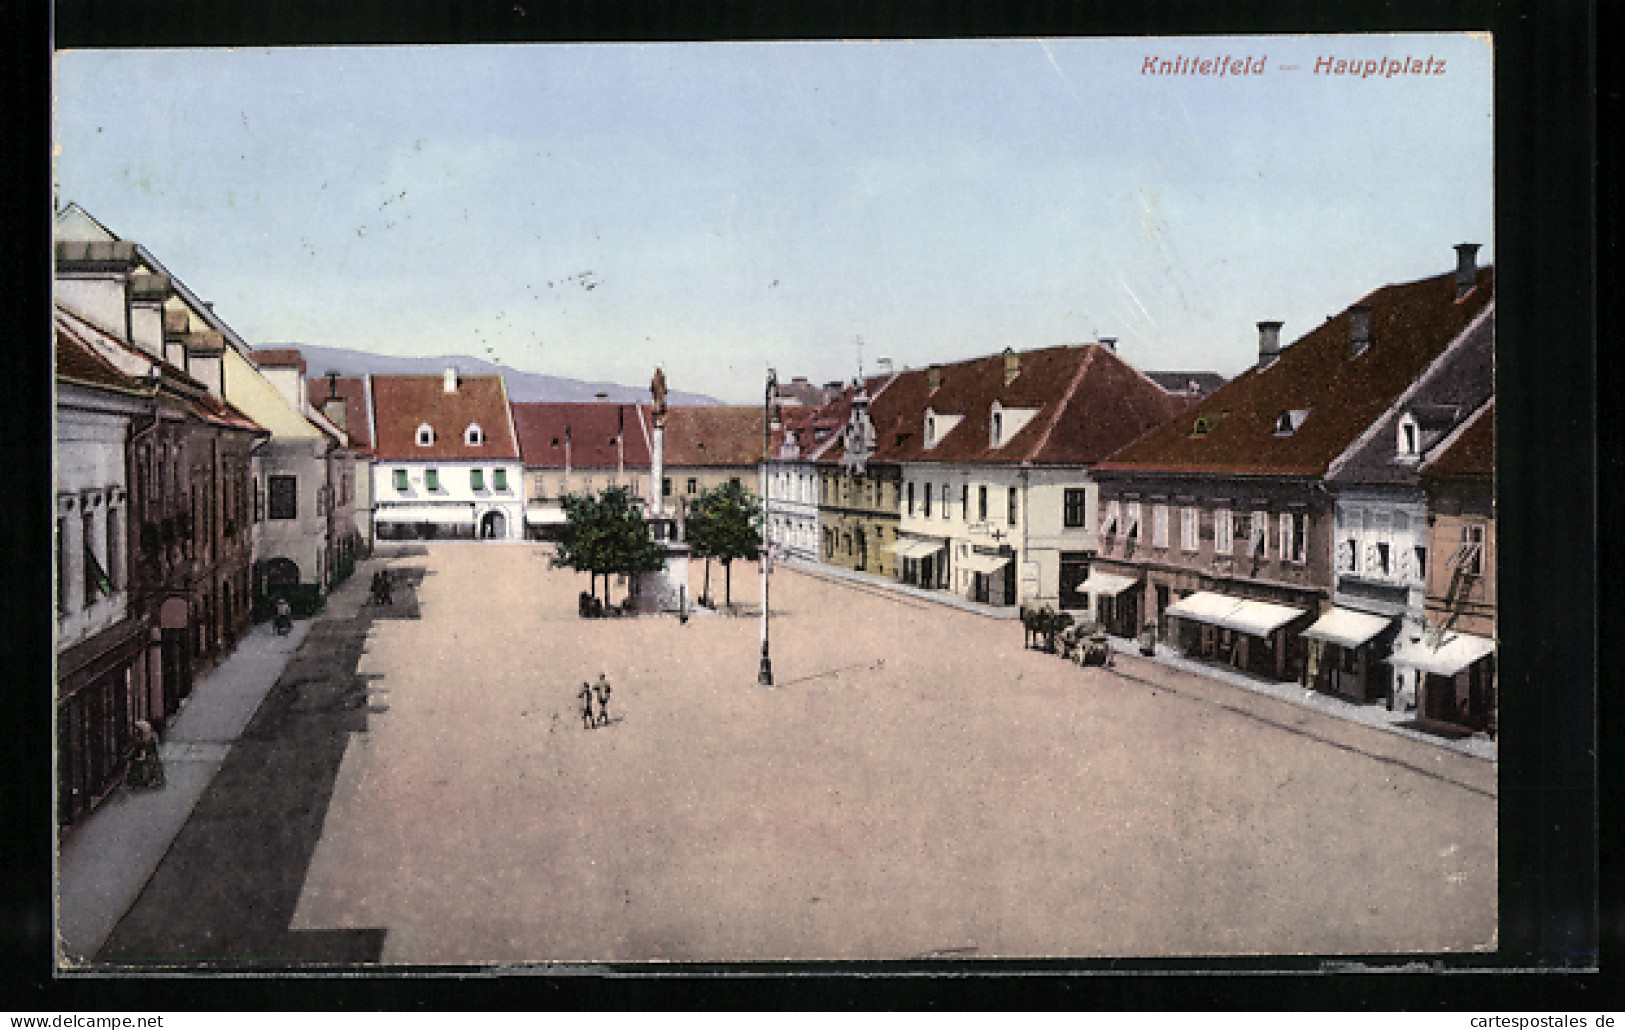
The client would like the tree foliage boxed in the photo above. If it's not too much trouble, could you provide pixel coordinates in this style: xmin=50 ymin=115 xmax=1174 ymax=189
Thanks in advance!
xmin=683 ymin=479 xmax=762 ymax=606
xmin=553 ymin=485 xmax=665 ymax=602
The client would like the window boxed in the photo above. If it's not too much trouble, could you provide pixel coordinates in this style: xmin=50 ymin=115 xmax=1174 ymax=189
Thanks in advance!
xmin=961 ymin=484 xmax=969 ymax=518
xmin=922 ymin=483 xmax=932 ymax=517
xmin=1414 ymin=545 xmax=1428 ymax=582
xmin=1215 ymin=508 xmax=1233 ymax=554
xmin=1063 ymin=488 xmax=1087 ymax=528
xmin=56 ymin=517 xmax=67 ymax=616
xmin=416 ymin=423 xmax=435 ymax=447
xmin=925 ymin=416 xmax=935 ymax=446
xmin=942 ymin=484 xmax=950 ymax=520
xmin=1376 ymin=541 xmax=1391 ymax=576
xmin=1152 ymin=504 xmax=1169 ymax=548
xmin=687 ymin=478 xmax=698 ymax=495
xmin=1007 ymin=487 xmax=1018 ymax=526
xmin=1279 ymin=513 xmax=1300 ymax=564
xmin=493 ymin=469 xmax=508 ymax=491
xmin=1101 ymin=499 xmax=1120 ymax=538
xmin=730 ymin=477 xmax=741 ymax=489
xmin=991 ymin=411 xmax=1003 ymax=447
xmin=465 ymin=423 xmax=484 ymax=446
xmin=471 ymin=469 xmax=485 ymax=491
xmin=1456 ymin=522 xmax=1485 ymax=576
xmin=978 ymin=486 xmax=988 ymax=521
xmin=105 ymin=505 xmax=123 ymax=592
xmin=1251 ymin=510 xmax=1269 ymax=558
xmin=425 ymin=468 xmax=440 ymax=492
xmin=268 ymin=475 xmax=297 ymax=520
xmin=1125 ymin=501 xmax=1141 ymax=540
xmin=663 ymin=477 xmax=672 ymax=497
xmin=254 ymin=478 xmax=264 ymax=522
xmin=316 ymin=485 xmax=328 ymax=516
xmin=907 ymin=481 xmax=915 ymax=516
xmin=1182 ymin=507 xmax=1200 ymax=552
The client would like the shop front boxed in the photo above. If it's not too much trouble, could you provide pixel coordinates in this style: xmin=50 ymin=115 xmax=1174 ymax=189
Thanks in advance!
xmin=1075 ymin=569 xmax=1140 ymax=634
xmin=962 ymin=548 xmax=1015 ymax=606
xmin=1386 ymin=630 xmax=1496 ymax=737
xmin=375 ymin=504 xmax=478 ymax=541
xmin=1300 ymin=606 xmax=1398 ymax=702
xmin=1165 ymin=590 xmax=1308 ymax=681
xmin=889 ymin=535 xmax=948 ymax=589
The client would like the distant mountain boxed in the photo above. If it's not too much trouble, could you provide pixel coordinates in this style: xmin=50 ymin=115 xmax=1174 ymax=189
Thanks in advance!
xmin=258 ymin=343 xmax=721 ymax=406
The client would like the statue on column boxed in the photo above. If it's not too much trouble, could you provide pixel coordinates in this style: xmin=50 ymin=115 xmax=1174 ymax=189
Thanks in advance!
xmin=650 ymin=367 xmax=668 ymax=426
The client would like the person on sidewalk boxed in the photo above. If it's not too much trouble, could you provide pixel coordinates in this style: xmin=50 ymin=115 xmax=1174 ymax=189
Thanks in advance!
xmin=579 ymin=681 xmax=596 ymax=730
xmin=594 ymin=674 xmax=612 ymax=727
xmin=126 ymin=720 xmax=165 ymax=790
xmin=274 ymin=596 xmax=292 ymax=636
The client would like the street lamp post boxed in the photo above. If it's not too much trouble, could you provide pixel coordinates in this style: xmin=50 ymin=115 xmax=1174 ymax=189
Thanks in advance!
xmin=759 ymin=367 xmax=778 ymax=686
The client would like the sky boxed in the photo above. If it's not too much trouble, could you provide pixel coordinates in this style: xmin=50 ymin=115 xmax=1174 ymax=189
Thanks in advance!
xmin=54 ymin=36 xmax=1493 ymax=404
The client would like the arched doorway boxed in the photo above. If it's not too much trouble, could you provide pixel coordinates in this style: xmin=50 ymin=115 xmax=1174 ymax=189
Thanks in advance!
xmin=480 ymin=510 xmax=507 ymax=539
xmin=158 ymin=596 xmax=192 ymax=714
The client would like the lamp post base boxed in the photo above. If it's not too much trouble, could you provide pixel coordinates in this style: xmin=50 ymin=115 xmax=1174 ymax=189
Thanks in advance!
xmin=757 ymin=645 xmax=773 ymax=686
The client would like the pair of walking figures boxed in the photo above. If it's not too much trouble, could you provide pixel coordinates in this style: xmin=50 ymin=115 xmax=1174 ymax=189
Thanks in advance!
xmin=579 ymin=674 xmax=613 ymax=729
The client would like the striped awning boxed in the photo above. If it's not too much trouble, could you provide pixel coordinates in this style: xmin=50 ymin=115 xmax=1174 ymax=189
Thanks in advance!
xmin=1165 ymin=590 xmax=1306 ymax=637
xmin=373 ymin=504 xmax=476 ymax=524
xmin=1301 ymin=607 xmax=1392 ymax=649
xmin=1076 ymin=571 xmax=1139 ymax=597
xmin=961 ymin=552 xmax=1012 ymax=575
xmin=885 ymin=536 xmax=947 ymax=560
xmin=1386 ymin=632 xmax=1495 ymax=677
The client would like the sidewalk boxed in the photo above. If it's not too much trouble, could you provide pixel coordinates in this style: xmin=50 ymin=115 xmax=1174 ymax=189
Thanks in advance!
xmin=784 ymin=559 xmax=1022 ymax=619
xmin=56 ymin=618 xmax=311 ymax=964
xmin=784 ymin=559 xmax=1494 ymax=763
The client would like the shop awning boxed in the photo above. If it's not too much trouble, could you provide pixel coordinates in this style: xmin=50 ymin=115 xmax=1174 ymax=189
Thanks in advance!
xmin=374 ymin=504 xmax=476 ymax=524
xmin=885 ymin=536 xmax=947 ymax=560
xmin=1165 ymin=590 xmax=1306 ymax=637
xmin=1076 ymin=571 xmax=1139 ymax=597
xmin=525 ymin=507 xmax=570 ymax=526
xmin=1386 ymin=632 xmax=1495 ymax=677
xmin=961 ymin=552 xmax=1012 ymax=575
xmin=1301 ymin=607 xmax=1393 ymax=649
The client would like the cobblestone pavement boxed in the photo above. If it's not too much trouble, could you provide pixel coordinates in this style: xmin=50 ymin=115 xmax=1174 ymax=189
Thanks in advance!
xmin=275 ymin=543 xmax=1496 ymax=965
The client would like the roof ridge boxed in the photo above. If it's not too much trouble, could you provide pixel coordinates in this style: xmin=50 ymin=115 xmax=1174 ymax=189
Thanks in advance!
xmin=1023 ymin=345 xmax=1097 ymax=462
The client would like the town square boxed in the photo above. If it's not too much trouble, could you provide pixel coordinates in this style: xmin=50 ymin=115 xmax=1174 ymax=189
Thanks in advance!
xmin=47 ymin=37 xmax=1521 ymax=972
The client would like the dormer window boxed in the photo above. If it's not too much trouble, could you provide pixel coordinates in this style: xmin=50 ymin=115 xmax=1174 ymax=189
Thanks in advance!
xmin=415 ymin=423 xmax=435 ymax=447
xmin=465 ymin=423 xmax=484 ymax=446
xmin=1191 ymin=411 xmax=1228 ymax=438
xmin=991 ymin=411 xmax=1004 ymax=447
xmin=1273 ymin=409 xmax=1311 ymax=437
xmin=925 ymin=416 xmax=936 ymax=446
xmin=1396 ymin=413 xmax=1421 ymax=461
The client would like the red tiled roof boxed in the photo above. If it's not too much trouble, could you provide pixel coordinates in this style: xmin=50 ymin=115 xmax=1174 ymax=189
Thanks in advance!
xmin=56 ymin=326 xmax=141 ymax=391
xmin=251 ymin=348 xmax=308 ymax=373
xmin=661 ymin=405 xmax=768 ymax=467
xmin=817 ymin=345 xmax=1189 ymax=467
xmin=1095 ymin=265 xmax=1494 ymax=477
xmin=1422 ymin=400 xmax=1493 ymax=480
xmin=370 ymin=374 xmax=520 ymax=460
xmin=511 ymin=401 xmax=652 ymax=469
xmin=307 ymin=376 xmax=374 ymax=455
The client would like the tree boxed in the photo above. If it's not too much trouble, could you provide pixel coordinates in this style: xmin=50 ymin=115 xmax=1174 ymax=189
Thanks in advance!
xmin=683 ymin=479 xmax=761 ymax=608
xmin=553 ymin=486 xmax=664 ymax=606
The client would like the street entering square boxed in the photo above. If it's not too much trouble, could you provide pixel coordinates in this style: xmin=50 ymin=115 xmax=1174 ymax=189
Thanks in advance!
xmin=289 ymin=543 xmax=1495 ymax=963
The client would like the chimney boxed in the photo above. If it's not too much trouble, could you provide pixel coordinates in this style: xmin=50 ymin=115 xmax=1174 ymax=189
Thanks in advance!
xmin=1098 ymin=337 xmax=1117 ymax=353
xmin=594 ymin=391 xmax=609 ymax=402
xmin=1002 ymin=348 xmax=1020 ymax=385
xmin=928 ymin=364 xmax=942 ymax=393
xmin=875 ymin=357 xmax=893 ymax=375
xmin=443 ymin=367 xmax=458 ymax=393
xmin=1454 ymin=243 xmax=1481 ymax=299
xmin=1257 ymin=321 xmax=1284 ymax=370
xmin=1348 ymin=305 xmax=1372 ymax=358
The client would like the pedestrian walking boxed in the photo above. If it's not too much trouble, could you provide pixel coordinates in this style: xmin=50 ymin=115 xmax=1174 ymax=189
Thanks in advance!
xmin=127 ymin=720 xmax=165 ymax=790
xmin=578 ymin=681 xmax=596 ymax=730
xmin=593 ymin=674 xmax=612 ymax=727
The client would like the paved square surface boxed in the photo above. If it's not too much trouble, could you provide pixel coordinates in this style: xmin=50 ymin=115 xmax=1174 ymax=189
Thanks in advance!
xmin=290 ymin=543 xmax=1495 ymax=963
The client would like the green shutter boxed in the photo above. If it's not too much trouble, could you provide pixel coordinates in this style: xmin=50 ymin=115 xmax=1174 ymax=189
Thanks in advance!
xmin=471 ymin=469 xmax=485 ymax=491
xmin=493 ymin=469 xmax=507 ymax=491
xmin=426 ymin=469 xmax=439 ymax=491
xmin=394 ymin=469 xmax=408 ymax=491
